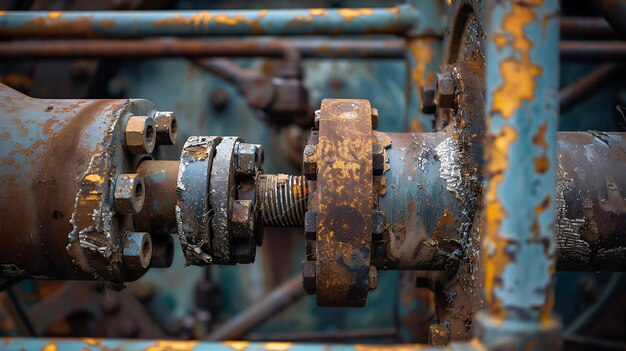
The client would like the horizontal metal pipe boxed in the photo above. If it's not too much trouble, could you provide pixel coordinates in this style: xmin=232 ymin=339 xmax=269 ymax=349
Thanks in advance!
xmin=560 ymin=62 xmax=625 ymax=113
xmin=205 ymin=275 xmax=305 ymax=341
xmin=246 ymin=328 xmax=398 ymax=342
xmin=0 ymin=39 xmax=622 ymax=61
xmin=0 ymin=338 xmax=458 ymax=350
xmin=560 ymin=41 xmax=626 ymax=60
xmin=0 ymin=38 xmax=406 ymax=59
xmin=380 ymin=131 xmax=626 ymax=271
xmin=0 ymin=7 xmax=419 ymax=38
xmin=560 ymin=17 xmax=615 ymax=38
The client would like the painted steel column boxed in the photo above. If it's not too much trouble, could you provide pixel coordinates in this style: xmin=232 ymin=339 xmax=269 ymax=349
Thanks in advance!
xmin=404 ymin=0 xmax=444 ymax=132
xmin=476 ymin=0 xmax=562 ymax=350
xmin=0 ymin=7 xmax=419 ymax=38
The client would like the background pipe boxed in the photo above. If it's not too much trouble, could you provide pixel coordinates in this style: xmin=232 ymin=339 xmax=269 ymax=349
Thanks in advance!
xmin=0 ymin=6 xmax=420 ymax=38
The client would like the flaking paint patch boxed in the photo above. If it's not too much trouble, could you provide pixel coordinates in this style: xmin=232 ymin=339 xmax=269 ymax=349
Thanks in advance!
xmin=435 ymin=137 xmax=463 ymax=198
xmin=490 ymin=2 xmax=543 ymax=119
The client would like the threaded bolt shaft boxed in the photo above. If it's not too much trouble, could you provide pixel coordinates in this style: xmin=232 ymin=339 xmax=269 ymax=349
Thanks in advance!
xmin=257 ymin=174 xmax=309 ymax=227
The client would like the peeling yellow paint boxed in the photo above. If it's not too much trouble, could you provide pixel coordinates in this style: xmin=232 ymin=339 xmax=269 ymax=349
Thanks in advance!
xmin=83 ymin=174 xmax=101 ymax=183
xmin=338 ymin=8 xmax=374 ymax=21
xmin=223 ymin=341 xmax=249 ymax=351
xmin=483 ymin=124 xmax=517 ymax=316
xmin=41 ymin=344 xmax=57 ymax=351
xmin=144 ymin=340 xmax=198 ymax=351
xmin=491 ymin=3 xmax=543 ymax=119
xmin=48 ymin=11 xmax=63 ymax=20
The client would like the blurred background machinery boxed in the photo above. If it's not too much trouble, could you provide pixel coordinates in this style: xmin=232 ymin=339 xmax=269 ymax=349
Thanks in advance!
xmin=1 ymin=0 xmax=626 ymax=350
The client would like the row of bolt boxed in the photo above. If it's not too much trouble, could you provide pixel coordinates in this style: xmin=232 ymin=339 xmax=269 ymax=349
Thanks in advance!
xmin=301 ymin=107 xmax=385 ymax=295
xmin=115 ymin=111 xmax=178 ymax=271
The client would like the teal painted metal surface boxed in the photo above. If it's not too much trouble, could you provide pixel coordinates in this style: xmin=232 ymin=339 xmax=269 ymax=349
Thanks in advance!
xmin=476 ymin=0 xmax=562 ymax=348
xmin=0 ymin=6 xmax=422 ymax=38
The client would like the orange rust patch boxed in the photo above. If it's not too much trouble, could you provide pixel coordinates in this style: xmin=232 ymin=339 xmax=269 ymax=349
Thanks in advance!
xmin=483 ymin=124 xmax=517 ymax=317
xmin=41 ymin=343 xmax=57 ymax=351
xmin=224 ymin=341 xmax=249 ymax=351
xmin=533 ymin=122 xmax=550 ymax=174
xmin=490 ymin=2 xmax=543 ymax=119
xmin=144 ymin=340 xmax=199 ymax=351
xmin=99 ymin=19 xmax=114 ymax=28
xmin=43 ymin=118 xmax=59 ymax=135
xmin=338 ymin=8 xmax=374 ymax=21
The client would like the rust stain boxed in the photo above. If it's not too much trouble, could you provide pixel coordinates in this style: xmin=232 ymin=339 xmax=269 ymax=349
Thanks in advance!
xmin=41 ymin=343 xmax=57 ymax=351
xmin=533 ymin=122 xmax=549 ymax=173
xmin=223 ymin=341 xmax=250 ymax=351
xmin=338 ymin=8 xmax=374 ymax=21
xmin=144 ymin=340 xmax=199 ymax=351
xmin=99 ymin=19 xmax=114 ymax=28
xmin=490 ymin=2 xmax=543 ymax=119
xmin=483 ymin=124 xmax=517 ymax=318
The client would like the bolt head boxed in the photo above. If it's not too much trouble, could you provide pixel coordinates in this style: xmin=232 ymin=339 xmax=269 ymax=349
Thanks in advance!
xmin=302 ymin=261 xmax=317 ymax=295
xmin=435 ymin=73 xmax=455 ymax=109
xmin=420 ymin=84 xmax=437 ymax=114
xmin=314 ymin=109 xmax=321 ymax=130
xmin=373 ymin=144 xmax=385 ymax=176
xmin=372 ymin=211 xmax=385 ymax=239
xmin=153 ymin=111 xmax=177 ymax=145
xmin=114 ymin=174 xmax=145 ymax=214
xmin=304 ymin=211 xmax=317 ymax=240
xmin=236 ymin=143 xmax=263 ymax=175
xmin=125 ymin=115 xmax=156 ymax=154
xmin=429 ymin=323 xmax=450 ymax=346
xmin=371 ymin=107 xmax=379 ymax=130
xmin=123 ymin=232 xmax=152 ymax=270
xmin=368 ymin=265 xmax=378 ymax=290
xmin=303 ymin=144 xmax=317 ymax=180
xmin=231 ymin=200 xmax=255 ymax=240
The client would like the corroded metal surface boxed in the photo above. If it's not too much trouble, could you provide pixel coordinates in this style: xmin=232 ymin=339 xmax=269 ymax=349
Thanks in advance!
xmin=176 ymin=136 xmax=220 ymax=266
xmin=556 ymin=132 xmax=626 ymax=271
xmin=209 ymin=137 xmax=239 ymax=265
xmin=0 ymin=83 xmax=156 ymax=282
xmin=315 ymin=99 xmax=375 ymax=307
xmin=478 ymin=0 xmax=562 ymax=348
xmin=0 ymin=7 xmax=422 ymax=37
xmin=134 ymin=160 xmax=179 ymax=237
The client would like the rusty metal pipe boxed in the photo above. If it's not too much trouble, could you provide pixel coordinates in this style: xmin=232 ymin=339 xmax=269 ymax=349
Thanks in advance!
xmin=560 ymin=41 xmax=626 ymax=60
xmin=205 ymin=275 xmax=305 ymax=341
xmin=560 ymin=17 xmax=615 ymax=38
xmin=478 ymin=0 xmax=561 ymax=347
xmin=0 ymin=39 xmax=405 ymax=60
xmin=560 ymin=63 xmax=625 ymax=113
xmin=0 ymin=7 xmax=421 ymax=38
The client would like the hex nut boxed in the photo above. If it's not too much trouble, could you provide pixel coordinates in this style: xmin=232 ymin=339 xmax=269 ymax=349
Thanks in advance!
xmin=302 ymin=261 xmax=317 ymax=295
xmin=123 ymin=232 xmax=152 ymax=270
xmin=114 ymin=174 xmax=145 ymax=214
xmin=236 ymin=143 xmax=263 ymax=175
xmin=368 ymin=265 xmax=378 ymax=290
xmin=435 ymin=72 xmax=455 ymax=109
xmin=373 ymin=144 xmax=385 ymax=176
xmin=371 ymin=107 xmax=379 ymax=130
xmin=429 ymin=323 xmax=450 ymax=346
xmin=232 ymin=200 xmax=255 ymax=240
xmin=420 ymin=84 xmax=437 ymax=114
xmin=372 ymin=210 xmax=385 ymax=240
xmin=314 ymin=109 xmax=321 ymax=130
xmin=125 ymin=115 xmax=156 ymax=154
xmin=153 ymin=111 xmax=177 ymax=145
xmin=304 ymin=211 xmax=317 ymax=240
xmin=234 ymin=238 xmax=256 ymax=264
xmin=303 ymin=144 xmax=317 ymax=180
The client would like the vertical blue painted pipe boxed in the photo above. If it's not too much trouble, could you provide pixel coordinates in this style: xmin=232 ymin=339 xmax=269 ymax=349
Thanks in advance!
xmin=404 ymin=0 xmax=444 ymax=132
xmin=476 ymin=0 xmax=562 ymax=350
